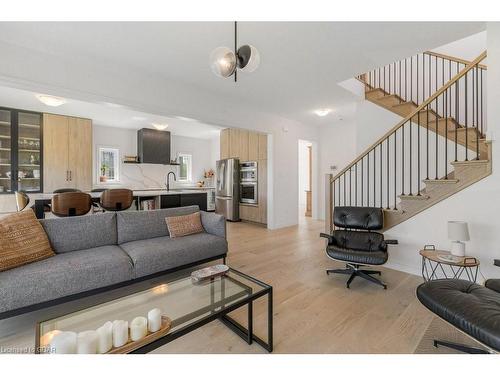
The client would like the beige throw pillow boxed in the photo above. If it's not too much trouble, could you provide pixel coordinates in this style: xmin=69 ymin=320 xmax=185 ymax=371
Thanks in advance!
xmin=0 ymin=209 xmax=55 ymax=272
xmin=165 ymin=212 xmax=204 ymax=238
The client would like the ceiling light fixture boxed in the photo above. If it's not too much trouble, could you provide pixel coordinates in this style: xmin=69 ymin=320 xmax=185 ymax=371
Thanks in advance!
xmin=209 ymin=22 xmax=260 ymax=82
xmin=314 ymin=108 xmax=332 ymax=117
xmin=152 ymin=123 xmax=169 ymax=131
xmin=36 ymin=94 xmax=67 ymax=107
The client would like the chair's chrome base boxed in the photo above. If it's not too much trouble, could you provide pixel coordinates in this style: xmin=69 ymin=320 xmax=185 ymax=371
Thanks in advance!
xmin=326 ymin=264 xmax=387 ymax=289
xmin=433 ymin=340 xmax=489 ymax=354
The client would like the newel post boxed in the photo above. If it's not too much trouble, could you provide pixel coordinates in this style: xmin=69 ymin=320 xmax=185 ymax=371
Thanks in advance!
xmin=325 ymin=173 xmax=333 ymax=234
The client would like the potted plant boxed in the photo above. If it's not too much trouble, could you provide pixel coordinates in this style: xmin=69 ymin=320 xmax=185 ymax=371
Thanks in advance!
xmin=100 ymin=165 xmax=108 ymax=182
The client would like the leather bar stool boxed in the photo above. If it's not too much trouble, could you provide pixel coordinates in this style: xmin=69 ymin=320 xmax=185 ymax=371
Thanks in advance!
xmin=100 ymin=189 xmax=134 ymax=211
xmin=51 ymin=192 xmax=92 ymax=217
xmin=53 ymin=188 xmax=81 ymax=194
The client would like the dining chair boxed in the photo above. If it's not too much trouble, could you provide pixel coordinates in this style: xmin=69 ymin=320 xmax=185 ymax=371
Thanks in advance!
xmin=15 ymin=191 xmax=30 ymax=211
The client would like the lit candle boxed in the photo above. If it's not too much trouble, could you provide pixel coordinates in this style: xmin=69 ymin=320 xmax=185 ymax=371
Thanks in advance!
xmin=112 ymin=320 xmax=129 ymax=348
xmin=40 ymin=330 xmax=62 ymax=348
xmin=77 ymin=331 xmax=98 ymax=354
xmin=147 ymin=308 xmax=162 ymax=333
xmin=130 ymin=317 xmax=148 ymax=341
xmin=96 ymin=321 xmax=113 ymax=354
xmin=49 ymin=331 xmax=77 ymax=354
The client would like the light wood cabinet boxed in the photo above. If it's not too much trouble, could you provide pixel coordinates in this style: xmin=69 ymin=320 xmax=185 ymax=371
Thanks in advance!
xmin=239 ymin=129 xmax=249 ymax=161
xmin=220 ymin=129 xmax=230 ymax=159
xmin=229 ymin=128 xmax=240 ymax=158
xmin=258 ymin=134 xmax=267 ymax=160
xmin=219 ymin=128 xmax=268 ymax=225
xmin=43 ymin=114 xmax=92 ymax=193
xmin=248 ymin=132 xmax=259 ymax=161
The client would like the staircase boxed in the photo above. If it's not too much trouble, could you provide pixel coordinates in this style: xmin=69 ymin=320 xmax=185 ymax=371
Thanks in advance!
xmin=325 ymin=51 xmax=490 ymax=232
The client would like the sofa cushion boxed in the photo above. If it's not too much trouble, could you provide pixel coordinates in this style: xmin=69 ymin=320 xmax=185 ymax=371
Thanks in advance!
xmin=0 ymin=245 xmax=134 ymax=314
xmin=165 ymin=211 xmax=204 ymax=238
xmin=116 ymin=206 xmax=199 ymax=244
xmin=40 ymin=213 xmax=117 ymax=253
xmin=119 ymin=233 xmax=227 ymax=278
xmin=0 ymin=210 xmax=55 ymax=271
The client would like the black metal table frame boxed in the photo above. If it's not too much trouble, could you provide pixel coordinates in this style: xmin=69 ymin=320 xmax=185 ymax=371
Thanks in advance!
xmin=421 ymin=255 xmax=479 ymax=283
xmin=133 ymin=268 xmax=273 ymax=353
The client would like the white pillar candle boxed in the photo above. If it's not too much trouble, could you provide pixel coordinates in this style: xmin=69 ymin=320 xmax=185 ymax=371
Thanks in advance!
xmin=49 ymin=331 xmax=77 ymax=354
xmin=96 ymin=321 xmax=113 ymax=354
xmin=112 ymin=320 xmax=129 ymax=348
xmin=77 ymin=330 xmax=98 ymax=354
xmin=147 ymin=308 xmax=162 ymax=333
xmin=130 ymin=317 xmax=148 ymax=341
xmin=40 ymin=330 xmax=62 ymax=348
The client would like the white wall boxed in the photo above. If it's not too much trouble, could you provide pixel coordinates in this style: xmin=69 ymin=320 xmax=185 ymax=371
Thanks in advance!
xmin=317 ymin=119 xmax=357 ymax=220
xmin=93 ymin=125 xmax=217 ymax=189
xmin=433 ymin=31 xmax=487 ymax=62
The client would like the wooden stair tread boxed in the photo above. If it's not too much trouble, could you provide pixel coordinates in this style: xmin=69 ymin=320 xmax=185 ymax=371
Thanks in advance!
xmin=392 ymin=100 xmax=417 ymax=108
xmin=451 ymin=159 xmax=490 ymax=166
xmin=398 ymin=194 xmax=429 ymax=200
xmin=423 ymin=178 xmax=459 ymax=184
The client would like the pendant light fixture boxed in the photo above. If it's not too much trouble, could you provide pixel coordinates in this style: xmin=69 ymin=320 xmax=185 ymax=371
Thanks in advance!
xmin=209 ymin=22 xmax=260 ymax=82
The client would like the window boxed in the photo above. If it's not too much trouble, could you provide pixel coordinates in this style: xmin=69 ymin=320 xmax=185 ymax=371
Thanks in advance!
xmin=97 ymin=147 xmax=120 ymax=183
xmin=178 ymin=153 xmax=192 ymax=182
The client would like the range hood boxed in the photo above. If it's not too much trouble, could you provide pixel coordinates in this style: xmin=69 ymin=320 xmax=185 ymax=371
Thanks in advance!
xmin=137 ymin=128 xmax=171 ymax=164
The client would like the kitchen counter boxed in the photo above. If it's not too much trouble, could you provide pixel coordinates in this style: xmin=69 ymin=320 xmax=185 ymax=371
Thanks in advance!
xmin=33 ymin=189 xmax=208 ymax=219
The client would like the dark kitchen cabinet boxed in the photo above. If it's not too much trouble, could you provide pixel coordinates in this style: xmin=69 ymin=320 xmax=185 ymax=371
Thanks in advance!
xmin=160 ymin=193 xmax=207 ymax=211
xmin=138 ymin=128 xmax=171 ymax=164
xmin=0 ymin=107 xmax=43 ymax=194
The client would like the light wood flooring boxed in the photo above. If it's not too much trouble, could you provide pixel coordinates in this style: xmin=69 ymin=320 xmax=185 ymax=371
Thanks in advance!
xmin=153 ymin=218 xmax=439 ymax=354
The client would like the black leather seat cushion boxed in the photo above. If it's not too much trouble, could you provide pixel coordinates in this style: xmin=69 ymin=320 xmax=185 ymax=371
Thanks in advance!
xmin=485 ymin=279 xmax=500 ymax=294
xmin=417 ymin=279 xmax=500 ymax=352
xmin=334 ymin=206 xmax=383 ymax=230
xmin=326 ymin=230 xmax=388 ymax=265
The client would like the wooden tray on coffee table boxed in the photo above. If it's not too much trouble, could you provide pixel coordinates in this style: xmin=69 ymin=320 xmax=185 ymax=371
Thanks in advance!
xmin=107 ymin=316 xmax=172 ymax=354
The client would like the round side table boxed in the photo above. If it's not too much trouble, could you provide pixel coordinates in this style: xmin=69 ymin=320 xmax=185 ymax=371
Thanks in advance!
xmin=420 ymin=246 xmax=480 ymax=282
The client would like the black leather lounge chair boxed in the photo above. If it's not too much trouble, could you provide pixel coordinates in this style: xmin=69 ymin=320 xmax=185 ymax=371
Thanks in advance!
xmin=320 ymin=206 xmax=398 ymax=289
xmin=417 ymin=276 xmax=500 ymax=354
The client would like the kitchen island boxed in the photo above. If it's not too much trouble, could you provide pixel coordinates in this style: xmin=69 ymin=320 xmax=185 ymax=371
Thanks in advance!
xmin=33 ymin=189 xmax=207 ymax=219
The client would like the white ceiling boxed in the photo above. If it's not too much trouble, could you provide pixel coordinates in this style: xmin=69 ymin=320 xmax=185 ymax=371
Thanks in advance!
xmin=0 ymin=22 xmax=486 ymax=127
xmin=0 ymin=85 xmax=222 ymax=139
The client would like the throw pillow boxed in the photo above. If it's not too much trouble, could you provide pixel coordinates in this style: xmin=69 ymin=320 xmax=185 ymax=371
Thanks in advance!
xmin=0 ymin=210 xmax=55 ymax=272
xmin=165 ymin=212 xmax=204 ymax=238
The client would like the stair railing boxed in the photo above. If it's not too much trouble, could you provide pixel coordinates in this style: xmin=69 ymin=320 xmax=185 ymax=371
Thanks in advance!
xmin=357 ymin=51 xmax=487 ymax=121
xmin=326 ymin=51 xmax=487 ymax=233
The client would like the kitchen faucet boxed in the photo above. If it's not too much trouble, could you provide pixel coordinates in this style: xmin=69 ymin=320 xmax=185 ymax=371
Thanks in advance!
xmin=166 ymin=171 xmax=176 ymax=191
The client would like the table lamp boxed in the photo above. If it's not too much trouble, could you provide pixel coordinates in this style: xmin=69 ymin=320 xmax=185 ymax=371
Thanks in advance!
xmin=448 ymin=221 xmax=470 ymax=257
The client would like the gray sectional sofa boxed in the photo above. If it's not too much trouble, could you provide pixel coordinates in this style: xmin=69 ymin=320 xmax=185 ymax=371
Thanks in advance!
xmin=0 ymin=206 xmax=227 ymax=318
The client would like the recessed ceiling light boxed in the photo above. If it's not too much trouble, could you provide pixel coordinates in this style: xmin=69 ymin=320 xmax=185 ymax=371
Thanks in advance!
xmin=36 ymin=94 xmax=66 ymax=107
xmin=174 ymin=116 xmax=197 ymax=122
xmin=314 ymin=108 xmax=332 ymax=117
xmin=152 ymin=123 xmax=169 ymax=131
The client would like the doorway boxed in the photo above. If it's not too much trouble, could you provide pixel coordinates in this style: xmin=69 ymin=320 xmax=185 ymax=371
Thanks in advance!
xmin=298 ymin=140 xmax=313 ymax=220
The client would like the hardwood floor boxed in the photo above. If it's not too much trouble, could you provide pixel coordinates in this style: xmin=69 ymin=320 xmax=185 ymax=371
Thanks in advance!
xmin=153 ymin=218 xmax=436 ymax=354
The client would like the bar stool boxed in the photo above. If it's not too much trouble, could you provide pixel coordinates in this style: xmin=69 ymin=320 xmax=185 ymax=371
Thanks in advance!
xmin=100 ymin=189 xmax=134 ymax=211
xmin=53 ymin=188 xmax=81 ymax=193
xmin=51 ymin=192 xmax=92 ymax=217
xmin=15 ymin=191 xmax=30 ymax=211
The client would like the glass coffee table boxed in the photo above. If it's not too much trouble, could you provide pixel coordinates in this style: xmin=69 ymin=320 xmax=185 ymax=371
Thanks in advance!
xmin=35 ymin=267 xmax=273 ymax=354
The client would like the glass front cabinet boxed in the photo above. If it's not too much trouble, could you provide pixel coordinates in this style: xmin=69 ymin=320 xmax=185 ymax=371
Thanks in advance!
xmin=0 ymin=107 xmax=42 ymax=194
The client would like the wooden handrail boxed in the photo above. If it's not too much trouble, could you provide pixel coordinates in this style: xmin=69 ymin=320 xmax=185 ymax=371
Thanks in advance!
xmin=423 ymin=50 xmax=487 ymax=70
xmin=332 ymin=50 xmax=487 ymax=183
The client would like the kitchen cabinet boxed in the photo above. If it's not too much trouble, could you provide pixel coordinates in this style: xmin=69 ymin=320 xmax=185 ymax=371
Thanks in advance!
xmin=248 ymin=132 xmax=259 ymax=161
xmin=43 ymin=113 xmax=92 ymax=193
xmin=161 ymin=193 xmax=207 ymax=211
xmin=220 ymin=129 xmax=230 ymax=159
xmin=0 ymin=107 xmax=43 ymax=194
xmin=239 ymin=129 xmax=249 ymax=161
xmin=229 ymin=128 xmax=240 ymax=158
xmin=258 ymin=134 xmax=267 ymax=160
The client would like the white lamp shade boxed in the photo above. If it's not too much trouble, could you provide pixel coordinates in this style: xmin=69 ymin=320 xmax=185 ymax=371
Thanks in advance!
xmin=209 ymin=47 xmax=237 ymax=78
xmin=448 ymin=221 xmax=470 ymax=241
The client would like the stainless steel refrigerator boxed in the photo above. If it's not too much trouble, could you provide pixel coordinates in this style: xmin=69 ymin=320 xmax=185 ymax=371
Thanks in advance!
xmin=215 ymin=158 xmax=240 ymax=221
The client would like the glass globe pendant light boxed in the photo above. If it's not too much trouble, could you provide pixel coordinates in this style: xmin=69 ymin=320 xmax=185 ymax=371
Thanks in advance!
xmin=209 ymin=22 xmax=260 ymax=82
